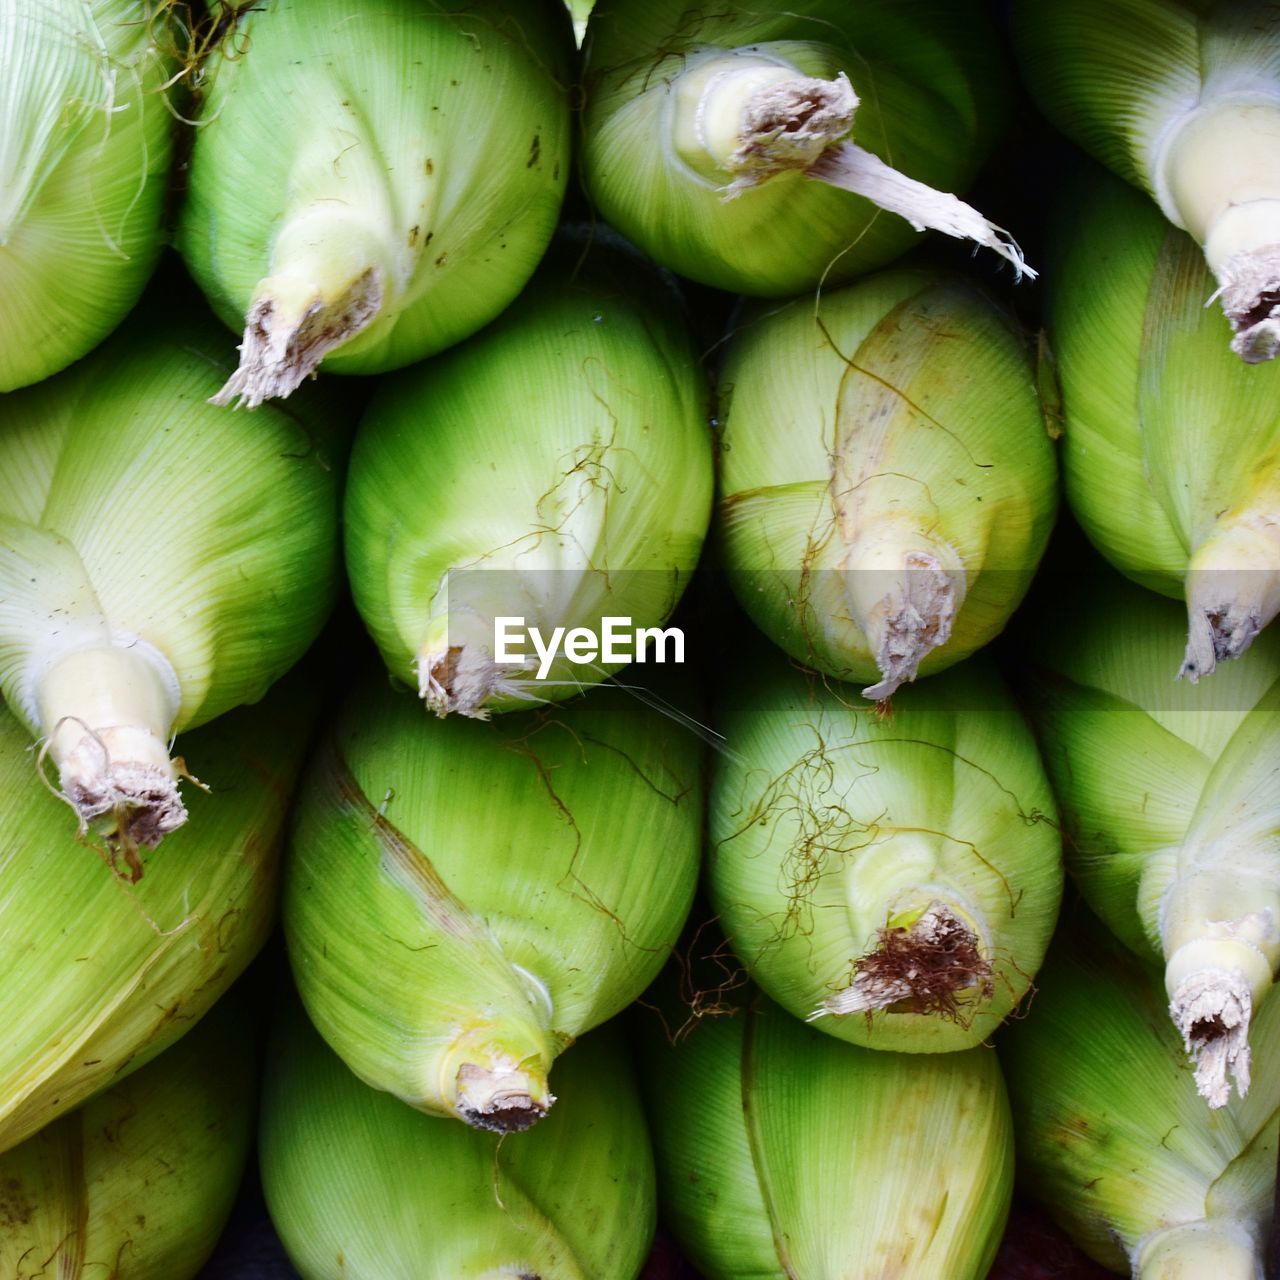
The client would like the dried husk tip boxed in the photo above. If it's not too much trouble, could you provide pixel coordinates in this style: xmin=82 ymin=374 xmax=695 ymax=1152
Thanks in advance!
xmin=692 ymin=57 xmax=1032 ymax=275
xmin=1164 ymin=103 xmax=1280 ymax=364
xmin=415 ymin=606 xmax=542 ymax=719
xmin=438 ymin=977 xmax=558 ymax=1131
xmin=1217 ymin=243 xmax=1280 ymax=364
xmin=687 ymin=52 xmax=1032 ymax=277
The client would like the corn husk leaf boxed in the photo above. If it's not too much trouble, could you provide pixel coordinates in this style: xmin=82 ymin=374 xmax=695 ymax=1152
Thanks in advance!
xmin=646 ymin=993 xmax=1013 ymax=1278
xmin=581 ymin=0 xmax=1018 ymax=295
xmin=0 ymin=0 xmax=174 ymax=391
xmin=178 ymin=0 xmax=572 ymax=403
xmin=0 ymin=288 xmax=345 ymax=847
xmin=0 ymin=996 xmax=254 ymax=1278
xmin=284 ymin=672 xmax=703 ymax=1129
xmin=344 ymin=237 xmax=713 ymax=718
xmin=262 ymin=1002 xmax=656 ymax=1279
xmin=0 ymin=673 xmax=313 ymax=1154
xmin=709 ymin=648 xmax=1062 ymax=1053
xmin=1025 ymin=571 xmax=1280 ymax=1110
xmin=1046 ymin=167 xmax=1280 ymax=678
xmin=1012 ymin=0 xmax=1280 ymax=362
xmin=1002 ymin=912 xmax=1280 ymax=1277
xmin=717 ymin=268 xmax=1058 ymax=700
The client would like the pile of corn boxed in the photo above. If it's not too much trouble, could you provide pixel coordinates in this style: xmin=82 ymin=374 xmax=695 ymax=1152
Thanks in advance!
xmin=2 ymin=1 xmax=1278 ymax=1276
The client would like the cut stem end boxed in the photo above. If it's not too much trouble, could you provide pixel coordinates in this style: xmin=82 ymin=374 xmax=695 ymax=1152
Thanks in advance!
xmin=454 ymin=1061 xmax=554 ymax=1134
xmin=211 ymin=268 xmax=383 ymax=409
xmin=50 ymin=728 xmax=188 ymax=877
xmin=67 ymin=762 xmax=187 ymax=846
xmin=857 ymin=552 xmax=958 ymax=701
xmin=1179 ymin=527 xmax=1280 ymax=681
xmin=696 ymin=60 xmax=1033 ymax=277
xmin=718 ymin=72 xmax=857 ymax=189
xmin=37 ymin=646 xmax=186 ymax=869
xmin=1217 ymin=244 xmax=1280 ymax=364
xmin=1170 ymin=970 xmax=1253 ymax=1109
xmin=1181 ymin=602 xmax=1264 ymax=682
xmin=417 ymin=644 xmax=503 ymax=719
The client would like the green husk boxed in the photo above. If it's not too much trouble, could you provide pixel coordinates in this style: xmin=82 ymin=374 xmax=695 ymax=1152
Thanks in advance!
xmin=0 ymin=289 xmax=344 ymax=851
xmin=343 ymin=238 xmax=713 ymax=719
xmin=717 ymin=268 xmax=1058 ymax=700
xmin=262 ymin=1003 xmax=656 ymax=1279
xmin=646 ymin=993 xmax=1013 ymax=1278
xmin=1012 ymin=0 xmax=1280 ymax=362
xmin=1002 ymin=914 xmax=1280 ymax=1278
xmin=581 ymin=1 xmax=1026 ymax=295
xmin=708 ymin=648 xmax=1062 ymax=1053
xmin=284 ymin=672 xmax=702 ymax=1130
xmin=0 ymin=675 xmax=313 ymax=1155
xmin=178 ymin=0 xmax=572 ymax=406
xmin=0 ymin=0 xmax=175 ymax=391
xmin=0 ymin=997 xmax=254 ymax=1278
xmin=1045 ymin=166 xmax=1280 ymax=678
xmin=1026 ymin=570 xmax=1280 ymax=1110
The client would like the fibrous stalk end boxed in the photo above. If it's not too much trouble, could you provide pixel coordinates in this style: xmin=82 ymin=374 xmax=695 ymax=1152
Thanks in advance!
xmin=1180 ymin=602 xmax=1263 ymax=682
xmin=1216 ymin=244 xmax=1280 ymax=364
xmin=417 ymin=644 xmax=502 ymax=719
xmin=697 ymin=58 xmax=1032 ymax=274
xmin=45 ymin=720 xmax=188 ymax=879
xmin=416 ymin=638 xmax=543 ymax=719
xmin=68 ymin=766 xmax=187 ymax=881
xmin=859 ymin=552 xmax=957 ymax=701
xmin=455 ymin=1061 xmax=554 ymax=1134
xmin=723 ymin=73 xmax=857 ymax=190
xmin=211 ymin=267 xmax=383 ymax=409
xmin=37 ymin=647 xmax=186 ymax=873
xmin=1179 ymin=528 xmax=1280 ymax=681
xmin=815 ymin=903 xmax=993 ymax=1021
xmin=66 ymin=762 xmax=187 ymax=847
xmin=1170 ymin=969 xmax=1252 ymax=1109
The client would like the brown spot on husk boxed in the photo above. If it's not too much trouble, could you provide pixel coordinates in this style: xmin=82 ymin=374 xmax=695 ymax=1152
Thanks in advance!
xmin=0 ymin=1178 xmax=33 ymax=1227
